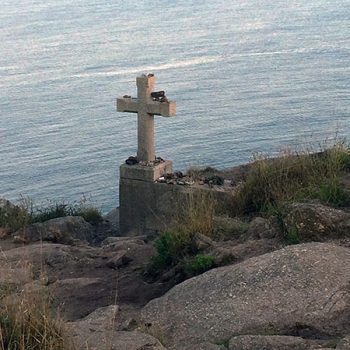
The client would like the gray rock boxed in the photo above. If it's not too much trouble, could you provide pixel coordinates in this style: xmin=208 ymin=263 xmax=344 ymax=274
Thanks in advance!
xmin=0 ymin=241 xmax=169 ymax=321
xmin=228 ymin=335 xmax=323 ymax=350
xmin=103 ymin=207 xmax=119 ymax=230
xmin=102 ymin=238 xmax=154 ymax=267
xmin=284 ymin=203 xmax=350 ymax=241
xmin=210 ymin=238 xmax=282 ymax=266
xmin=194 ymin=232 xmax=215 ymax=250
xmin=141 ymin=243 xmax=350 ymax=350
xmin=68 ymin=305 xmax=166 ymax=350
xmin=337 ymin=335 xmax=350 ymax=349
xmin=93 ymin=208 xmax=121 ymax=244
xmin=246 ymin=217 xmax=280 ymax=239
xmin=186 ymin=343 xmax=226 ymax=350
xmin=102 ymin=235 xmax=148 ymax=246
xmin=105 ymin=249 xmax=132 ymax=268
xmin=213 ymin=216 xmax=248 ymax=240
xmin=13 ymin=216 xmax=95 ymax=244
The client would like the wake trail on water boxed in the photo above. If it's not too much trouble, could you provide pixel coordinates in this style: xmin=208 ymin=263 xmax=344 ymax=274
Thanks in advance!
xmin=72 ymin=47 xmax=334 ymax=79
xmin=73 ymin=56 xmax=222 ymax=78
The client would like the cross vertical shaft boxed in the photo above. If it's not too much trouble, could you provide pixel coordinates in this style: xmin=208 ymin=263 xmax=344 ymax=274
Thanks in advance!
xmin=117 ymin=74 xmax=176 ymax=164
xmin=137 ymin=75 xmax=155 ymax=162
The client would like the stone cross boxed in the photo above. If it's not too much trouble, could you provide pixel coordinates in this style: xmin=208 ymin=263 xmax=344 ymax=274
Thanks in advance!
xmin=116 ymin=74 xmax=176 ymax=163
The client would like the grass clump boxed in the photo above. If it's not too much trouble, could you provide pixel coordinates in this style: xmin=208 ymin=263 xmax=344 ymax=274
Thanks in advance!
xmin=147 ymin=230 xmax=198 ymax=276
xmin=232 ymin=141 xmax=350 ymax=215
xmin=0 ymin=199 xmax=31 ymax=233
xmin=0 ymin=197 xmax=102 ymax=233
xmin=187 ymin=166 xmax=218 ymax=181
xmin=0 ymin=296 xmax=68 ymax=350
xmin=311 ymin=180 xmax=350 ymax=207
xmin=146 ymin=190 xmax=217 ymax=278
xmin=0 ymin=266 xmax=72 ymax=350
xmin=32 ymin=197 xmax=102 ymax=224
xmin=175 ymin=190 xmax=215 ymax=237
xmin=183 ymin=254 xmax=215 ymax=277
xmin=146 ymin=232 xmax=216 ymax=278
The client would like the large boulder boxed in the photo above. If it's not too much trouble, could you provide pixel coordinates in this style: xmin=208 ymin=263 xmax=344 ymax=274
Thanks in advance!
xmin=101 ymin=238 xmax=168 ymax=305
xmin=12 ymin=216 xmax=95 ymax=244
xmin=68 ymin=305 xmax=166 ymax=350
xmin=0 ymin=242 xmax=117 ymax=319
xmin=284 ymin=203 xmax=350 ymax=241
xmin=141 ymin=243 xmax=350 ymax=350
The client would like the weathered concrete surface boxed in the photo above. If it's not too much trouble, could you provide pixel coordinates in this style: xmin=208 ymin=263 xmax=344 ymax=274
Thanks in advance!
xmin=141 ymin=243 xmax=350 ymax=350
xmin=120 ymin=161 xmax=173 ymax=182
xmin=119 ymin=175 xmax=236 ymax=236
xmin=119 ymin=177 xmax=185 ymax=235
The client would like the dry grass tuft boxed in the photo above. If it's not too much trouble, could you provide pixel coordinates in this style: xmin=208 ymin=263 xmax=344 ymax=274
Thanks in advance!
xmin=0 ymin=263 xmax=73 ymax=350
xmin=175 ymin=190 xmax=216 ymax=237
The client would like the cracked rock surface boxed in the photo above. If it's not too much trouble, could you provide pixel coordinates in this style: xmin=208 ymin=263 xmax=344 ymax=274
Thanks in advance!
xmin=141 ymin=243 xmax=350 ymax=350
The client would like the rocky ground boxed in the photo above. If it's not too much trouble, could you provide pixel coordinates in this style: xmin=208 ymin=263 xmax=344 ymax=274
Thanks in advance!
xmin=1 ymin=183 xmax=350 ymax=349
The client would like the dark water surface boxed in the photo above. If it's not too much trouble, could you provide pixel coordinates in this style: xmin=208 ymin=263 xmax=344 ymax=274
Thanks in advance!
xmin=1 ymin=0 xmax=349 ymax=212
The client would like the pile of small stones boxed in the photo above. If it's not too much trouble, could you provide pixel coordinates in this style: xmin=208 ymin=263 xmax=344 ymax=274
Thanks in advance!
xmin=156 ymin=172 xmax=194 ymax=185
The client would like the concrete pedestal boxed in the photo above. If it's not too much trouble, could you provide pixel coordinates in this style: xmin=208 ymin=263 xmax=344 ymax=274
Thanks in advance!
xmin=120 ymin=160 xmax=173 ymax=182
xmin=119 ymin=160 xmax=176 ymax=235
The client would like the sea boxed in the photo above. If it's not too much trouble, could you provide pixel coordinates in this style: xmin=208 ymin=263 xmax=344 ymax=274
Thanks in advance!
xmin=1 ymin=0 xmax=349 ymax=213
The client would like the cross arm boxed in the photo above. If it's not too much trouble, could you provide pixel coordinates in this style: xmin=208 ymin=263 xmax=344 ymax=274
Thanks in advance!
xmin=117 ymin=97 xmax=139 ymax=113
xmin=146 ymin=100 xmax=176 ymax=117
xmin=117 ymin=96 xmax=176 ymax=117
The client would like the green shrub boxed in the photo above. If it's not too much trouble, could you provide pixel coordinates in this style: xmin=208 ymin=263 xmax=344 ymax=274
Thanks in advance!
xmin=78 ymin=206 xmax=103 ymax=224
xmin=146 ymin=189 xmax=217 ymax=277
xmin=184 ymin=254 xmax=215 ymax=277
xmin=146 ymin=231 xmax=198 ymax=276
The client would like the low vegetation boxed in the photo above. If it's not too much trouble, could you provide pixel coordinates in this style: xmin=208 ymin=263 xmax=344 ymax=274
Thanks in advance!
xmin=183 ymin=254 xmax=215 ymax=276
xmin=31 ymin=198 xmax=102 ymax=225
xmin=146 ymin=230 xmax=216 ymax=279
xmin=232 ymin=141 xmax=350 ymax=216
xmin=0 ymin=201 xmax=30 ymax=233
xmin=0 ymin=197 xmax=102 ymax=233
xmin=146 ymin=190 xmax=217 ymax=279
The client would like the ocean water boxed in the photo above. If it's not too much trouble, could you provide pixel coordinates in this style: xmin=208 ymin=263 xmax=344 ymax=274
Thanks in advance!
xmin=1 ymin=0 xmax=349 ymax=212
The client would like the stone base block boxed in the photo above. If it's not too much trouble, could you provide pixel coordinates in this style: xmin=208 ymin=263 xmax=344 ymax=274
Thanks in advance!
xmin=120 ymin=160 xmax=173 ymax=182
